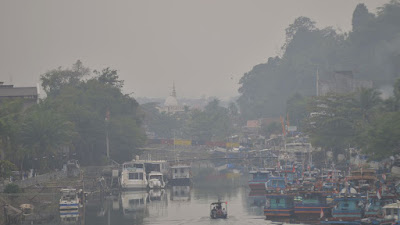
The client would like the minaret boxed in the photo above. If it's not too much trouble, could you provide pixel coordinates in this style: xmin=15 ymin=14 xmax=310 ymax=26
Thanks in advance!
xmin=172 ymin=81 xmax=176 ymax=98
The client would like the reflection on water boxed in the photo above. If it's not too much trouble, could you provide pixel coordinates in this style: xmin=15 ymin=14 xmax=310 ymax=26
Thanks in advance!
xmin=81 ymin=186 xmax=311 ymax=225
xmin=60 ymin=209 xmax=82 ymax=225
xmin=170 ymin=186 xmax=190 ymax=201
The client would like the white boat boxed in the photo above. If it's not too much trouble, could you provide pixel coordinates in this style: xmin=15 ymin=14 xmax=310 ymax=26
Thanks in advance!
xmin=148 ymin=171 xmax=166 ymax=189
xmin=142 ymin=160 xmax=169 ymax=178
xmin=169 ymin=163 xmax=192 ymax=186
xmin=120 ymin=161 xmax=147 ymax=189
xmin=59 ymin=188 xmax=80 ymax=210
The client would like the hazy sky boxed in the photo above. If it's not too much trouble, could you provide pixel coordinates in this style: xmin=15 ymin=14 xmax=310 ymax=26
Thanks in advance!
xmin=0 ymin=0 xmax=389 ymax=100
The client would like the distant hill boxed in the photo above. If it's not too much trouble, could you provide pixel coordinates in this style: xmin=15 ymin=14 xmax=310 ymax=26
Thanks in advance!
xmin=237 ymin=1 xmax=400 ymax=120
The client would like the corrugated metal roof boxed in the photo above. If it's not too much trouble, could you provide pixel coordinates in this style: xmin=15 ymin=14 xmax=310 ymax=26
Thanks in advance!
xmin=0 ymin=87 xmax=37 ymax=97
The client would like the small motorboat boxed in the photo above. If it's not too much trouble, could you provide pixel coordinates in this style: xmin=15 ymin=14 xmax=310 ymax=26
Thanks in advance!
xmin=210 ymin=200 xmax=228 ymax=219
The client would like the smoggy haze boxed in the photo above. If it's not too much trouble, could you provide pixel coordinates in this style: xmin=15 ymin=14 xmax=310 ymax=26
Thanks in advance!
xmin=0 ymin=0 xmax=389 ymax=100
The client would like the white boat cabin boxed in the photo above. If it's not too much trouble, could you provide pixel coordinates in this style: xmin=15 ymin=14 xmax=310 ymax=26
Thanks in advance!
xmin=171 ymin=165 xmax=191 ymax=179
xmin=121 ymin=162 xmax=147 ymax=189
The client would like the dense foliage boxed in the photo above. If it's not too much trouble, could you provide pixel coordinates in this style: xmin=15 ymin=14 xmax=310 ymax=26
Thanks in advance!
xmin=238 ymin=1 xmax=400 ymax=120
xmin=0 ymin=61 xmax=146 ymax=175
xmin=141 ymin=99 xmax=235 ymax=142
xmin=303 ymin=82 xmax=400 ymax=160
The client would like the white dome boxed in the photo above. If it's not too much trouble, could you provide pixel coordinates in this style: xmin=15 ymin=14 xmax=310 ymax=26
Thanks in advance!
xmin=164 ymin=95 xmax=178 ymax=106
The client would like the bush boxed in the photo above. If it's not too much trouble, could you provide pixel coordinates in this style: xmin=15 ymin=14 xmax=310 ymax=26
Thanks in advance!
xmin=3 ymin=183 xmax=21 ymax=193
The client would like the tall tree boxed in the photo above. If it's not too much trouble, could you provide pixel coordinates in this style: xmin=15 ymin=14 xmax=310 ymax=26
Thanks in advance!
xmin=304 ymin=93 xmax=360 ymax=161
xmin=355 ymin=88 xmax=382 ymax=123
xmin=362 ymin=111 xmax=400 ymax=159
xmin=19 ymin=106 xmax=75 ymax=171
xmin=40 ymin=60 xmax=90 ymax=97
xmin=39 ymin=62 xmax=146 ymax=164
xmin=0 ymin=100 xmax=24 ymax=165
xmin=186 ymin=99 xmax=232 ymax=141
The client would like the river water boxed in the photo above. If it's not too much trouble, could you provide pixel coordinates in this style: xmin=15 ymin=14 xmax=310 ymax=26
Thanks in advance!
xmin=82 ymin=186 xmax=311 ymax=225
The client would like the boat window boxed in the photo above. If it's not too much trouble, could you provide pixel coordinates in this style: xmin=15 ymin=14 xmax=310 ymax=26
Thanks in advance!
xmin=134 ymin=164 xmax=143 ymax=168
xmin=129 ymin=199 xmax=141 ymax=205
xmin=129 ymin=173 xmax=143 ymax=180
xmin=181 ymin=168 xmax=184 ymax=173
xmin=175 ymin=169 xmax=178 ymax=173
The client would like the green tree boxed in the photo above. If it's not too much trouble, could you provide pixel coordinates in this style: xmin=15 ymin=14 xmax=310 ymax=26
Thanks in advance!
xmin=304 ymin=93 xmax=360 ymax=160
xmin=0 ymin=160 xmax=17 ymax=179
xmin=228 ymin=102 xmax=239 ymax=117
xmin=19 ymin=106 xmax=75 ymax=171
xmin=38 ymin=62 xmax=146 ymax=164
xmin=186 ymin=99 xmax=232 ymax=141
xmin=237 ymin=1 xmax=400 ymax=122
xmin=260 ymin=122 xmax=281 ymax=139
xmin=95 ymin=67 xmax=124 ymax=88
xmin=40 ymin=60 xmax=90 ymax=97
xmin=286 ymin=93 xmax=309 ymax=127
xmin=352 ymin=3 xmax=375 ymax=32
xmin=0 ymin=100 xmax=24 ymax=168
xmin=355 ymin=88 xmax=382 ymax=123
xmin=362 ymin=111 xmax=400 ymax=159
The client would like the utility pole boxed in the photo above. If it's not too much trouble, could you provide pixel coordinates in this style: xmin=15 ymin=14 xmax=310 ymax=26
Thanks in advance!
xmin=105 ymin=109 xmax=110 ymax=159
xmin=106 ymin=127 xmax=110 ymax=159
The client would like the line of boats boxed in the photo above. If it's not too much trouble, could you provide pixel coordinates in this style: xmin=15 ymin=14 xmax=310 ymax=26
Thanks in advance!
xmin=120 ymin=157 xmax=192 ymax=189
xmin=248 ymin=166 xmax=400 ymax=225
xmin=58 ymin=157 xmax=193 ymax=223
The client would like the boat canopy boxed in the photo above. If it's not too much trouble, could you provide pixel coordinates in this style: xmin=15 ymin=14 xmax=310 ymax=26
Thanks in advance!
xmin=383 ymin=201 xmax=400 ymax=209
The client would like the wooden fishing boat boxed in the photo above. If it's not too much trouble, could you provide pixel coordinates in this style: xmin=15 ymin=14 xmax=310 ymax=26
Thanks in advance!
xmin=294 ymin=191 xmax=332 ymax=219
xmin=264 ymin=193 xmax=295 ymax=218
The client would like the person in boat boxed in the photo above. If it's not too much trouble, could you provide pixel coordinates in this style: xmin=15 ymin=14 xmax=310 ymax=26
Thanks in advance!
xmin=222 ymin=208 xmax=226 ymax=215
xmin=212 ymin=206 xmax=217 ymax=215
xmin=217 ymin=205 xmax=222 ymax=215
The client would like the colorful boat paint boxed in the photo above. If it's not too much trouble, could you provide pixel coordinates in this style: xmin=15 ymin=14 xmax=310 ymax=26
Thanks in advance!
xmin=248 ymin=169 xmax=270 ymax=191
xmin=294 ymin=191 xmax=332 ymax=219
xmin=264 ymin=193 xmax=295 ymax=218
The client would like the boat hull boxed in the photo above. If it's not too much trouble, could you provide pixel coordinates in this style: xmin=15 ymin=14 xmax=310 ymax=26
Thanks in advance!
xmin=121 ymin=183 xmax=148 ymax=190
xmin=264 ymin=209 xmax=294 ymax=217
xmin=294 ymin=205 xmax=331 ymax=218
xmin=249 ymin=182 xmax=266 ymax=191
xmin=59 ymin=202 xmax=79 ymax=210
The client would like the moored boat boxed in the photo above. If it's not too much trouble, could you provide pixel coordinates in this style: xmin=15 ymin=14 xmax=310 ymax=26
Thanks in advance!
xmin=148 ymin=171 xmax=166 ymax=189
xmin=169 ymin=163 xmax=192 ymax=186
xmin=264 ymin=193 xmax=295 ymax=218
xmin=265 ymin=177 xmax=286 ymax=192
xmin=248 ymin=169 xmax=271 ymax=191
xmin=59 ymin=188 xmax=81 ymax=210
xmin=120 ymin=161 xmax=148 ymax=189
xmin=322 ymin=192 xmax=363 ymax=224
xmin=294 ymin=191 xmax=332 ymax=219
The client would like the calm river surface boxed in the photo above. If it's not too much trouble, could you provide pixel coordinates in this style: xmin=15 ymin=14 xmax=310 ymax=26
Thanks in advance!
xmin=83 ymin=186 xmax=311 ymax=225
